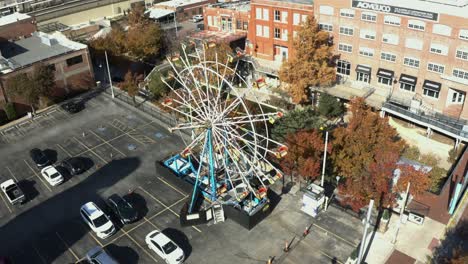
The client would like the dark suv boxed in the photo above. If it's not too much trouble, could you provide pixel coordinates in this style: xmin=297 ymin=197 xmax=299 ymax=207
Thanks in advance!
xmin=107 ymin=194 xmax=138 ymax=225
xmin=29 ymin=148 xmax=50 ymax=167
xmin=61 ymin=157 xmax=85 ymax=175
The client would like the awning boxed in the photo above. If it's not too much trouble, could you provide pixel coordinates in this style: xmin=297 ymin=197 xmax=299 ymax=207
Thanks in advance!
xmin=423 ymin=80 xmax=441 ymax=92
xmin=356 ymin=65 xmax=371 ymax=75
xmin=377 ymin=68 xmax=394 ymax=79
xmin=399 ymin=74 xmax=417 ymax=86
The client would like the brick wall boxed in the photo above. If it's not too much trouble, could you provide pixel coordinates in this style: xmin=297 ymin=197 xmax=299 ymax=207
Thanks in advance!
xmin=0 ymin=17 xmax=36 ymax=42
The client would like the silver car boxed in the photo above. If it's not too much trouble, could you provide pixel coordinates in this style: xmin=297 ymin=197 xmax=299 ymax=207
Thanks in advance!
xmin=86 ymin=246 xmax=118 ymax=264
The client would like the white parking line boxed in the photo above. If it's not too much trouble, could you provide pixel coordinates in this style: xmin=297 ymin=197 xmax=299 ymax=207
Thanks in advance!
xmin=109 ymin=121 xmax=146 ymax=146
xmin=89 ymin=130 xmax=127 ymax=157
xmin=6 ymin=166 xmax=18 ymax=181
xmin=138 ymin=187 xmax=202 ymax=233
xmin=31 ymin=243 xmax=48 ymax=264
xmin=0 ymin=189 xmax=12 ymax=213
xmin=55 ymin=231 xmax=79 ymax=261
xmin=120 ymin=228 xmax=159 ymax=263
xmin=72 ymin=137 xmax=107 ymax=164
xmin=312 ymin=223 xmax=356 ymax=247
xmin=56 ymin=143 xmax=73 ymax=157
xmin=23 ymin=160 xmax=52 ymax=192
xmin=156 ymin=177 xmax=186 ymax=196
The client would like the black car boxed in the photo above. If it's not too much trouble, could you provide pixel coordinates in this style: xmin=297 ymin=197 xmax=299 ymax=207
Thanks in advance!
xmin=29 ymin=148 xmax=50 ymax=167
xmin=107 ymin=194 xmax=138 ymax=224
xmin=61 ymin=101 xmax=84 ymax=113
xmin=61 ymin=157 xmax=85 ymax=175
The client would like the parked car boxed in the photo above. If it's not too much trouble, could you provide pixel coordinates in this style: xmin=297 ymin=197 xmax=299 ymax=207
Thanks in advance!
xmin=192 ymin=14 xmax=203 ymax=22
xmin=61 ymin=101 xmax=84 ymax=114
xmin=107 ymin=194 xmax=138 ymax=225
xmin=30 ymin=148 xmax=50 ymax=167
xmin=0 ymin=179 xmax=25 ymax=205
xmin=145 ymin=230 xmax=184 ymax=264
xmin=62 ymin=157 xmax=85 ymax=175
xmin=40 ymin=165 xmax=64 ymax=186
xmin=86 ymin=246 xmax=118 ymax=264
xmin=80 ymin=202 xmax=116 ymax=239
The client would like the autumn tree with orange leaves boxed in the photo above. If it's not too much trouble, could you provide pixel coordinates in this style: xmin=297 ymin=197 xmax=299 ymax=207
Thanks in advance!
xmin=279 ymin=129 xmax=331 ymax=182
xmin=395 ymin=164 xmax=430 ymax=196
xmin=331 ymin=98 xmax=406 ymax=211
xmin=279 ymin=16 xmax=338 ymax=104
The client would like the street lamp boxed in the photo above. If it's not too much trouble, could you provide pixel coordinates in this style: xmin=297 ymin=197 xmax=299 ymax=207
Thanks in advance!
xmin=320 ymin=126 xmax=329 ymax=187
xmin=104 ymin=50 xmax=114 ymax=99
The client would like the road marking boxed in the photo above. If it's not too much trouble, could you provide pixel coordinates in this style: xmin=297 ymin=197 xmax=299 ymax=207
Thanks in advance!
xmin=6 ymin=166 xmax=18 ymax=181
xmin=55 ymin=232 xmax=79 ymax=261
xmin=109 ymin=121 xmax=146 ymax=145
xmin=138 ymin=187 xmax=202 ymax=233
xmin=300 ymin=239 xmax=344 ymax=264
xmin=312 ymin=223 xmax=356 ymax=247
xmin=143 ymin=216 xmax=159 ymax=230
xmin=157 ymin=176 xmax=186 ymax=196
xmin=56 ymin=143 xmax=73 ymax=157
xmin=23 ymin=160 xmax=52 ymax=192
xmin=31 ymin=243 xmax=48 ymax=264
xmin=106 ymin=195 xmax=189 ymax=245
xmin=120 ymin=228 xmax=159 ymax=263
xmin=89 ymin=130 xmax=127 ymax=157
xmin=73 ymin=137 xmax=107 ymax=164
xmin=0 ymin=188 xmax=12 ymax=213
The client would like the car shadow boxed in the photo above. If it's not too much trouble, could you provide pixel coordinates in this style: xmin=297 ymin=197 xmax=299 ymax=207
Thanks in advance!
xmin=19 ymin=179 xmax=39 ymax=202
xmin=123 ymin=192 xmax=149 ymax=219
xmin=161 ymin=228 xmax=192 ymax=259
xmin=55 ymin=165 xmax=72 ymax=182
xmin=105 ymin=244 xmax=139 ymax=264
xmin=43 ymin=149 xmax=58 ymax=164
xmin=78 ymin=157 xmax=95 ymax=173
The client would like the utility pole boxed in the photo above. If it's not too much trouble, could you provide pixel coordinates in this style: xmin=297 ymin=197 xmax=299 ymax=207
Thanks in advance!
xmin=392 ymin=182 xmax=411 ymax=244
xmin=321 ymin=130 xmax=329 ymax=187
xmin=358 ymin=199 xmax=374 ymax=264
xmin=105 ymin=50 xmax=114 ymax=99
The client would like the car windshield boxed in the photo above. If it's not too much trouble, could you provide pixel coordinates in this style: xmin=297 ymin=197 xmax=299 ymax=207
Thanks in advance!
xmin=162 ymin=241 xmax=177 ymax=254
xmin=50 ymin=172 xmax=61 ymax=179
xmin=92 ymin=215 xmax=108 ymax=227
xmin=116 ymin=199 xmax=134 ymax=215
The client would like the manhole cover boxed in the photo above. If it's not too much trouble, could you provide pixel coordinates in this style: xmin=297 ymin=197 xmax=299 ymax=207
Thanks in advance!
xmin=97 ymin=126 xmax=106 ymax=132
xmin=127 ymin=144 xmax=137 ymax=151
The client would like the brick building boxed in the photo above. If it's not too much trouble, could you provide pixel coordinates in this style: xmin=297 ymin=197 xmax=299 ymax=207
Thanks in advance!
xmin=0 ymin=31 xmax=94 ymax=114
xmin=0 ymin=12 xmax=35 ymax=42
xmin=204 ymin=1 xmax=250 ymax=35
xmin=151 ymin=0 xmax=216 ymax=22
xmin=246 ymin=0 xmax=314 ymax=62
xmin=314 ymin=0 xmax=468 ymax=126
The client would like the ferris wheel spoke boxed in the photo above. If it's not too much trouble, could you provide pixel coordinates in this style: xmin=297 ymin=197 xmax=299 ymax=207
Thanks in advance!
xmin=162 ymin=101 xmax=206 ymax=124
xmin=220 ymin=125 xmax=276 ymax=157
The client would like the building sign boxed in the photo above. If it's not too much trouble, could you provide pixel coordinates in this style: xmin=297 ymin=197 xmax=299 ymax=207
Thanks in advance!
xmin=351 ymin=0 xmax=439 ymax=21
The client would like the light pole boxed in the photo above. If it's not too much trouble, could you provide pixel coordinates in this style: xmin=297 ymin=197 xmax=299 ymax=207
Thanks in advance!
xmin=320 ymin=128 xmax=329 ymax=187
xmin=104 ymin=50 xmax=114 ymax=99
xmin=358 ymin=199 xmax=374 ymax=264
xmin=392 ymin=182 xmax=411 ymax=244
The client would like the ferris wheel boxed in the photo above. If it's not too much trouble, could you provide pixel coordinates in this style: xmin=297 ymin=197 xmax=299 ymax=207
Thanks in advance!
xmin=161 ymin=43 xmax=288 ymax=214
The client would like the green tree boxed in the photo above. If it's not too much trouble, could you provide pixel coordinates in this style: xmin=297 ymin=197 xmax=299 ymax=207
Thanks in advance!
xmin=279 ymin=16 xmax=338 ymax=104
xmin=7 ymin=72 xmax=38 ymax=113
xmin=147 ymin=71 xmax=169 ymax=100
xmin=271 ymin=107 xmax=321 ymax=141
xmin=3 ymin=102 xmax=16 ymax=120
xmin=318 ymin=92 xmax=344 ymax=118
xmin=126 ymin=23 xmax=163 ymax=61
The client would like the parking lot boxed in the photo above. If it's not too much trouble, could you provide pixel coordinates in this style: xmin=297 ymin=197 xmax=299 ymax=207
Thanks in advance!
xmin=0 ymin=91 xmax=363 ymax=264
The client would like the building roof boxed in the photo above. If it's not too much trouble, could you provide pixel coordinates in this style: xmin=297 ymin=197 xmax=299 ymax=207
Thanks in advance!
xmin=0 ymin=31 xmax=87 ymax=71
xmin=208 ymin=1 xmax=251 ymax=12
xmin=0 ymin=12 xmax=31 ymax=27
xmin=266 ymin=0 xmax=313 ymax=5
xmin=145 ymin=7 xmax=174 ymax=20
xmin=155 ymin=0 xmax=208 ymax=9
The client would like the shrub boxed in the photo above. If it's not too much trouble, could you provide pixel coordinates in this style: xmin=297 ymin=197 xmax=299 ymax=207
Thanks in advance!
xmin=382 ymin=209 xmax=390 ymax=220
xmin=401 ymin=145 xmax=420 ymax=161
xmin=448 ymin=147 xmax=463 ymax=164
xmin=4 ymin=102 xmax=17 ymax=120
xmin=318 ymin=92 xmax=344 ymax=118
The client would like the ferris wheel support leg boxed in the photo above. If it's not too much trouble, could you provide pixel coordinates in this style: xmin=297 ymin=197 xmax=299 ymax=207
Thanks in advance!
xmin=189 ymin=131 xmax=209 ymax=213
xmin=207 ymin=129 xmax=218 ymax=202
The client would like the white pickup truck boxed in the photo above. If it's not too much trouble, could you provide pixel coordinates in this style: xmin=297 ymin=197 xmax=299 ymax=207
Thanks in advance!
xmin=1 ymin=179 xmax=25 ymax=205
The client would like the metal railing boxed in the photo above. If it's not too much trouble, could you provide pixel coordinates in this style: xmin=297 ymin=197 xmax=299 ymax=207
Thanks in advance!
xmin=382 ymin=102 xmax=468 ymax=140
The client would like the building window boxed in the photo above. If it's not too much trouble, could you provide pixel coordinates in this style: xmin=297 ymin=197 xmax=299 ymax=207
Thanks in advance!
xmin=378 ymin=76 xmax=392 ymax=86
xmin=274 ymin=10 xmax=280 ymax=21
xmin=403 ymin=57 xmax=420 ymax=68
xmin=66 ymin=55 xmax=83 ymax=67
xmin=236 ymin=20 xmax=241 ymax=30
xmin=459 ymin=29 xmax=468 ymax=40
xmin=340 ymin=8 xmax=355 ymax=18
xmin=256 ymin=25 xmax=262 ymax=36
xmin=382 ymin=33 xmax=398 ymax=45
xmin=336 ymin=60 xmax=351 ymax=75
xmin=319 ymin=5 xmax=334 ymax=15
xmin=361 ymin=12 xmax=377 ymax=22
xmin=319 ymin=23 xmax=333 ymax=32
xmin=339 ymin=26 xmax=354 ymax=36
xmin=451 ymin=90 xmax=465 ymax=103
xmin=263 ymin=8 xmax=269 ymax=20
xmin=293 ymin=13 xmax=300 ymax=25
xmin=405 ymin=38 xmax=423 ymax=50
xmin=400 ymin=82 xmax=415 ymax=92
xmin=282 ymin=29 xmax=288 ymax=41
xmin=207 ymin=15 xmax=213 ymax=26
xmin=383 ymin=15 xmax=400 ymax=26
xmin=453 ymin=69 xmax=468 ymax=80
xmin=423 ymin=89 xmax=439 ymax=98
xmin=456 ymin=49 xmax=468 ymax=61
xmin=408 ymin=20 xmax=425 ymax=31
xmin=263 ymin=26 xmax=269 ymax=37
xmin=359 ymin=47 xmax=374 ymax=57
xmin=432 ymin=24 xmax=452 ymax=36
xmin=360 ymin=29 xmax=375 ymax=40
xmin=274 ymin=28 xmax=280 ymax=39
xmin=380 ymin=52 xmax=396 ymax=62
xmin=338 ymin=43 xmax=352 ymax=53
xmin=427 ymin=62 xmax=445 ymax=74
xmin=430 ymin=43 xmax=448 ymax=55
xmin=281 ymin=11 xmax=288 ymax=23
xmin=255 ymin=8 xmax=262 ymax=19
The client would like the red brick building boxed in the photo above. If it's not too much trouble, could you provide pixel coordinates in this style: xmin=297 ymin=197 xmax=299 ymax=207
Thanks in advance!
xmin=0 ymin=12 xmax=36 ymax=42
xmin=246 ymin=0 xmax=314 ymax=62
xmin=204 ymin=1 xmax=250 ymax=35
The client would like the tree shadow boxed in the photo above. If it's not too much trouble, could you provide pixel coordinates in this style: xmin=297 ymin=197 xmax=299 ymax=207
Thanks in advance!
xmin=43 ymin=149 xmax=58 ymax=164
xmin=77 ymin=157 xmax=95 ymax=173
xmin=19 ymin=179 xmax=40 ymax=202
xmin=161 ymin=228 xmax=192 ymax=259
xmin=123 ymin=191 xmax=149 ymax=219
xmin=105 ymin=244 xmax=139 ymax=264
xmin=432 ymin=219 xmax=468 ymax=263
